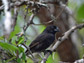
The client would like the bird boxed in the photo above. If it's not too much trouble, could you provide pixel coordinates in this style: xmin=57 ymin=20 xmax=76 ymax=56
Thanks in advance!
xmin=25 ymin=25 xmax=60 ymax=55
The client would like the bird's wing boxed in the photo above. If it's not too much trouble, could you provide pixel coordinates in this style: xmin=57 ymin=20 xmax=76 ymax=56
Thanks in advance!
xmin=29 ymin=33 xmax=46 ymax=48
xmin=30 ymin=42 xmax=39 ymax=48
xmin=29 ymin=33 xmax=54 ymax=49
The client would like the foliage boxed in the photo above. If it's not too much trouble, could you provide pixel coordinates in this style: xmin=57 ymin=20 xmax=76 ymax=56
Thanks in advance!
xmin=76 ymin=4 xmax=84 ymax=23
xmin=0 ymin=0 xmax=84 ymax=63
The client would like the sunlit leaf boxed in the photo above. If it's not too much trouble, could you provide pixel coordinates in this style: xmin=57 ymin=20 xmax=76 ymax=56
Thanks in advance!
xmin=17 ymin=37 xmax=24 ymax=45
xmin=39 ymin=25 xmax=46 ymax=33
xmin=0 ymin=42 xmax=19 ymax=52
xmin=46 ymin=55 xmax=53 ymax=63
xmin=18 ymin=46 xmax=24 ymax=53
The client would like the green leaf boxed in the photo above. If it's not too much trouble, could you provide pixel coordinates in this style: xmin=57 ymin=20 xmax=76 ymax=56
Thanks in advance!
xmin=0 ymin=36 xmax=4 ymax=40
xmin=17 ymin=58 xmax=21 ymax=63
xmin=5 ymin=57 xmax=16 ymax=63
xmin=76 ymin=4 xmax=84 ymax=23
xmin=22 ymin=52 xmax=26 ymax=60
xmin=11 ymin=36 xmax=18 ymax=45
xmin=0 ymin=42 xmax=19 ymax=52
xmin=9 ymin=25 xmax=20 ymax=40
xmin=18 ymin=46 xmax=24 ymax=53
xmin=39 ymin=25 xmax=46 ymax=33
xmin=46 ymin=55 xmax=53 ymax=63
xmin=46 ymin=52 xmax=59 ymax=63
xmin=11 ymin=36 xmax=24 ymax=46
xmin=17 ymin=37 xmax=24 ymax=45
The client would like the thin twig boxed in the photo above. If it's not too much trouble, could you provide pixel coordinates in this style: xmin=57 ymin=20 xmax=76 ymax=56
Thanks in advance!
xmin=22 ymin=43 xmax=36 ymax=62
xmin=24 ymin=5 xmax=29 ymax=20
xmin=12 ymin=6 xmax=18 ymax=31
xmin=23 ymin=14 xmax=35 ymax=32
xmin=42 ymin=1 xmax=67 ymax=25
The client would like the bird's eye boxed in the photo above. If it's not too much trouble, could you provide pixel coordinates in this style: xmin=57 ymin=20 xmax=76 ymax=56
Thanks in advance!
xmin=54 ymin=27 xmax=60 ymax=32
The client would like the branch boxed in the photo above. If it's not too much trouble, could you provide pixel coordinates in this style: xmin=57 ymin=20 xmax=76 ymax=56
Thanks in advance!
xmin=12 ymin=6 xmax=18 ymax=31
xmin=23 ymin=14 xmax=35 ymax=32
xmin=0 ymin=1 xmax=47 ymax=11
xmin=41 ymin=23 xmax=84 ymax=63
xmin=2 ymin=0 xmax=12 ymax=38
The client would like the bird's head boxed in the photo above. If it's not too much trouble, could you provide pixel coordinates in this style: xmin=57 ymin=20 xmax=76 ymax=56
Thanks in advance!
xmin=43 ymin=25 xmax=60 ymax=34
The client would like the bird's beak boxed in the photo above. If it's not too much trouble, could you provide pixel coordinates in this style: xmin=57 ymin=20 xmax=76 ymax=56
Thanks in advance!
xmin=54 ymin=27 xmax=60 ymax=32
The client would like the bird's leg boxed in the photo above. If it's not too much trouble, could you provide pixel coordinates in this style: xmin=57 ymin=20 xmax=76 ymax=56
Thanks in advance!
xmin=44 ymin=50 xmax=52 ymax=55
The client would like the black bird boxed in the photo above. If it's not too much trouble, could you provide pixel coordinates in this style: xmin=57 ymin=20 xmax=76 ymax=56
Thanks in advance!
xmin=25 ymin=25 xmax=60 ymax=54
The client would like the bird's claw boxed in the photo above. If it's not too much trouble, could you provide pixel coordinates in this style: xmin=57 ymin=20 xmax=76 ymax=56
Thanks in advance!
xmin=44 ymin=50 xmax=52 ymax=55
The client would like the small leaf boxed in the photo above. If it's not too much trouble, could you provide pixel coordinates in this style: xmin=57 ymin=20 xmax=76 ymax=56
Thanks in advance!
xmin=17 ymin=58 xmax=21 ymax=63
xmin=22 ymin=52 xmax=26 ymax=60
xmin=18 ymin=46 xmax=24 ymax=53
xmin=17 ymin=37 xmax=24 ymax=45
xmin=5 ymin=57 xmax=16 ymax=63
xmin=46 ymin=55 xmax=53 ymax=63
xmin=76 ymin=4 xmax=84 ymax=23
xmin=9 ymin=25 xmax=20 ymax=40
xmin=0 ymin=42 xmax=19 ymax=52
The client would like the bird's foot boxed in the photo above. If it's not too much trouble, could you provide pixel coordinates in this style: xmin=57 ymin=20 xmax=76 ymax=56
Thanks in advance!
xmin=44 ymin=50 xmax=52 ymax=55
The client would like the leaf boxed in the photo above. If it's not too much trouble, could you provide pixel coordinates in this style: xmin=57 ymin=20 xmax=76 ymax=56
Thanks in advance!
xmin=46 ymin=55 xmax=53 ymax=63
xmin=11 ymin=36 xmax=24 ymax=46
xmin=17 ymin=58 xmax=21 ymax=63
xmin=22 ymin=52 xmax=26 ymax=60
xmin=0 ymin=42 xmax=19 ymax=52
xmin=17 ymin=37 xmax=24 ymax=45
xmin=46 ymin=53 xmax=59 ymax=63
xmin=11 ymin=36 xmax=18 ymax=45
xmin=39 ymin=25 xmax=46 ymax=33
xmin=0 ymin=36 xmax=4 ymax=40
xmin=76 ymin=4 xmax=84 ymax=23
xmin=18 ymin=46 xmax=24 ymax=53
xmin=9 ymin=25 xmax=20 ymax=40
xmin=5 ymin=57 xmax=16 ymax=63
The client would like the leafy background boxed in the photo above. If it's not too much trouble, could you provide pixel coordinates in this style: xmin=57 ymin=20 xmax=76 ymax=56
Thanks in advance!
xmin=0 ymin=0 xmax=84 ymax=63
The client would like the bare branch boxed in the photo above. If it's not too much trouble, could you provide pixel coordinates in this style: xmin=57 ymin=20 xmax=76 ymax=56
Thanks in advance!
xmin=41 ymin=23 xmax=84 ymax=63
xmin=23 ymin=14 xmax=35 ymax=32
xmin=0 ymin=1 xmax=47 ymax=11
